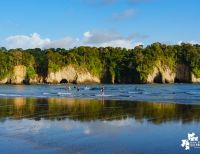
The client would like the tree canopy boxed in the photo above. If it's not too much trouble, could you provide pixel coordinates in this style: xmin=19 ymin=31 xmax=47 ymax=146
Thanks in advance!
xmin=0 ymin=43 xmax=200 ymax=83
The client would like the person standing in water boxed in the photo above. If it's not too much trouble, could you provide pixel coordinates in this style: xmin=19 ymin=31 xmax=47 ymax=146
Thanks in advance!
xmin=77 ymin=85 xmax=80 ymax=92
xmin=101 ymin=85 xmax=104 ymax=96
xmin=66 ymin=83 xmax=71 ymax=92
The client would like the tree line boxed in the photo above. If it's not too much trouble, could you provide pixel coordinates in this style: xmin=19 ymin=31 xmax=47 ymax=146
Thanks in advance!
xmin=0 ymin=42 xmax=200 ymax=83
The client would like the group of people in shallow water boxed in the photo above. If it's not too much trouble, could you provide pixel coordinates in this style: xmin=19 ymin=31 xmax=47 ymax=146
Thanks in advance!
xmin=66 ymin=85 xmax=79 ymax=92
xmin=66 ymin=84 xmax=104 ymax=95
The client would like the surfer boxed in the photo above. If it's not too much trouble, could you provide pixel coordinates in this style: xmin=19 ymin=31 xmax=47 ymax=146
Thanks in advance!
xmin=66 ymin=84 xmax=71 ymax=92
xmin=101 ymin=85 xmax=104 ymax=96
xmin=77 ymin=85 xmax=80 ymax=92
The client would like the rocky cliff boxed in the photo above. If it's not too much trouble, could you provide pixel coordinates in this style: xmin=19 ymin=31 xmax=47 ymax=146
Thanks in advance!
xmin=146 ymin=62 xmax=175 ymax=83
xmin=11 ymin=65 xmax=27 ymax=84
xmin=0 ymin=65 xmax=27 ymax=84
xmin=0 ymin=65 xmax=43 ymax=84
xmin=46 ymin=65 xmax=100 ymax=84
xmin=0 ymin=63 xmax=200 ymax=84
xmin=191 ymin=74 xmax=200 ymax=83
xmin=146 ymin=62 xmax=200 ymax=83
xmin=0 ymin=65 xmax=100 ymax=84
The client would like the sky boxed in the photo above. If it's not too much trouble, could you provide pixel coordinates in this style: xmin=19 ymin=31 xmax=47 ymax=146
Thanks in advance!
xmin=0 ymin=0 xmax=199 ymax=49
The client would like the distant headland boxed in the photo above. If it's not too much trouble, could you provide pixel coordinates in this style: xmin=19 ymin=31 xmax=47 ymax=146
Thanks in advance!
xmin=0 ymin=42 xmax=200 ymax=84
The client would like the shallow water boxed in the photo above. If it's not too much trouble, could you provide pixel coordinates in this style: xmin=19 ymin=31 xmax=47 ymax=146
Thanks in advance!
xmin=0 ymin=84 xmax=200 ymax=104
xmin=0 ymin=97 xmax=200 ymax=153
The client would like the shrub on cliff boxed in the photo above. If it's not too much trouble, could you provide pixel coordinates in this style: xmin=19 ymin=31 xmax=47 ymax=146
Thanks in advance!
xmin=25 ymin=66 xmax=37 ymax=80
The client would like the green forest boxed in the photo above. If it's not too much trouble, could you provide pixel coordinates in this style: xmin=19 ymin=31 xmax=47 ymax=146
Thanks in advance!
xmin=0 ymin=42 xmax=200 ymax=83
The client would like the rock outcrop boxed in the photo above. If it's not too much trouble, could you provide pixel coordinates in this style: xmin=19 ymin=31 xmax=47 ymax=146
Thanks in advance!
xmin=0 ymin=65 xmax=27 ymax=84
xmin=0 ymin=63 xmax=199 ymax=84
xmin=46 ymin=65 xmax=100 ymax=84
xmin=0 ymin=65 xmax=43 ymax=84
xmin=191 ymin=74 xmax=200 ymax=83
xmin=0 ymin=65 xmax=100 ymax=84
xmin=11 ymin=65 xmax=27 ymax=84
xmin=0 ymin=77 xmax=9 ymax=84
xmin=147 ymin=62 xmax=176 ymax=83
xmin=146 ymin=62 xmax=196 ymax=84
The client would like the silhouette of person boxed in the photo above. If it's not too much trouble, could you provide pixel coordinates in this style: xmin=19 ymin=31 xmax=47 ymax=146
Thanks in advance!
xmin=101 ymin=85 xmax=104 ymax=95
xmin=77 ymin=85 xmax=80 ymax=92
xmin=66 ymin=84 xmax=71 ymax=92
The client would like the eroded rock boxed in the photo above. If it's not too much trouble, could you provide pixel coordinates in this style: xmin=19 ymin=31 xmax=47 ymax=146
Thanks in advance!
xmin=46 ymin=65 xmax=100 ymax=84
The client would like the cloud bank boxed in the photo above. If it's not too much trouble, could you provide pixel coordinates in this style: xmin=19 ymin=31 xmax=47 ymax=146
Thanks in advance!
xmin=2 ymin=31 xmax=145 ymax=49
xmin=5 ymin=33 xmax=80 ymax=49
xmin=177 ymin=40 xmax=200 ymax=45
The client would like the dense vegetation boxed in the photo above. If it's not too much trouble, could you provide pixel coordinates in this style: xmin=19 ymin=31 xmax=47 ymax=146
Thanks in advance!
xmin=0 ymin=43 xmax=200 ymax=83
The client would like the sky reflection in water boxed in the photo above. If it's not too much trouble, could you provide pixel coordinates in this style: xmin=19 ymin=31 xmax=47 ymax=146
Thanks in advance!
xmin=0 ymin=98 xmax=200 ymax=153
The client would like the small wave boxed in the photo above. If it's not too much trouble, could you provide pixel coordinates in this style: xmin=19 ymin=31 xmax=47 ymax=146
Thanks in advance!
xmin=43 ymin=92 xmax=51 ymax=95
xmin=0 ymin=94 xmax=7 ymax=96
xmin=128 ymin=91 xmax=144 ymax=94
xmin=171 ymin=92 xmax=186 ymax=94
xmin=96 ymin=94 xmax=114 ymax=97
xmin=117 ymin=94 xmax=130 ymax=98
xmin=83 ymin=87 xmax=90 ymax=90
xmin=128 ymin=91 xmax=140 ymax=94
xmin=57 ymin=92 xmax=72 ymax=96
xmin=0 ymin=93 xmax=22 ymax=97
xmin=90 ymin=88 xmax=100 ymax=91
xmin=185 ymin=92 xmax=200 ymax=95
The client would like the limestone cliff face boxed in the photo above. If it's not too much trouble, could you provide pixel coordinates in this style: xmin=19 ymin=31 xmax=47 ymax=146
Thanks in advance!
xmin=146 ymin=62 xmax=176 ymax=83
xmin=0 ymin=77 xmax=9 ymax=84
xmin=0 ymin=64 xmax=198 ymax=84
xmin=10 ymin=65 xmax=27 ymax=84
xmin=46 ymin=65 xmax=100 ymax=84
xmin=0 ymin=65 xmax=27 ymax=84
xmin=76 ymin=71 xmax=100 ymax=83
xmin=191 ymin=74 xmax=200 ymax=83
xmin=146 ymin=62 xmax=195 ymax=83
xmin=0 ymin=65 xmax=43 ymax=84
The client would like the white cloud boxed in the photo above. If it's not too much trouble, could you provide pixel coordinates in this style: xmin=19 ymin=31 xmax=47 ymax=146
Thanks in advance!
xmin=177 ymin=40 xmax=199 ymax=45
xmin=2 ymin=31 xmax=145 ymax=49
xmin=83 ymin=30 xmax=144 ymax=49
xmin=83 ymin=30 xmax=122 ymax=44
xmin=111 ymin=9 xmax=136 ymax=21
xmin=83 ymin=31 xmax=92 ymax=38
xmin=93 ymin=40 xmax=142 ymax=49
xmin=45 ymin=37 xmax=80 ymax=49
xmin=5 ymin=33 xmax=50 ymax=49
xmin=4 ymin=33 xmax=80 ymax=49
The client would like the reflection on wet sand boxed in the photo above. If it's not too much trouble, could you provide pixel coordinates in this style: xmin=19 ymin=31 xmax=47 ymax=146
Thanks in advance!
xmin=0 ymin=98 xmax=200 ymax=124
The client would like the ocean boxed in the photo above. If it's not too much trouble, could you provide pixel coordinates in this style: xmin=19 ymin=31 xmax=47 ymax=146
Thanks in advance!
xmin=0 ymin=84 xmax=200 ymax=153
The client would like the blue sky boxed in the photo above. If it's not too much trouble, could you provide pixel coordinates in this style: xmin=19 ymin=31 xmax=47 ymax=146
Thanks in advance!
xmin=0 ymin=0 xmax=199 ymax=49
